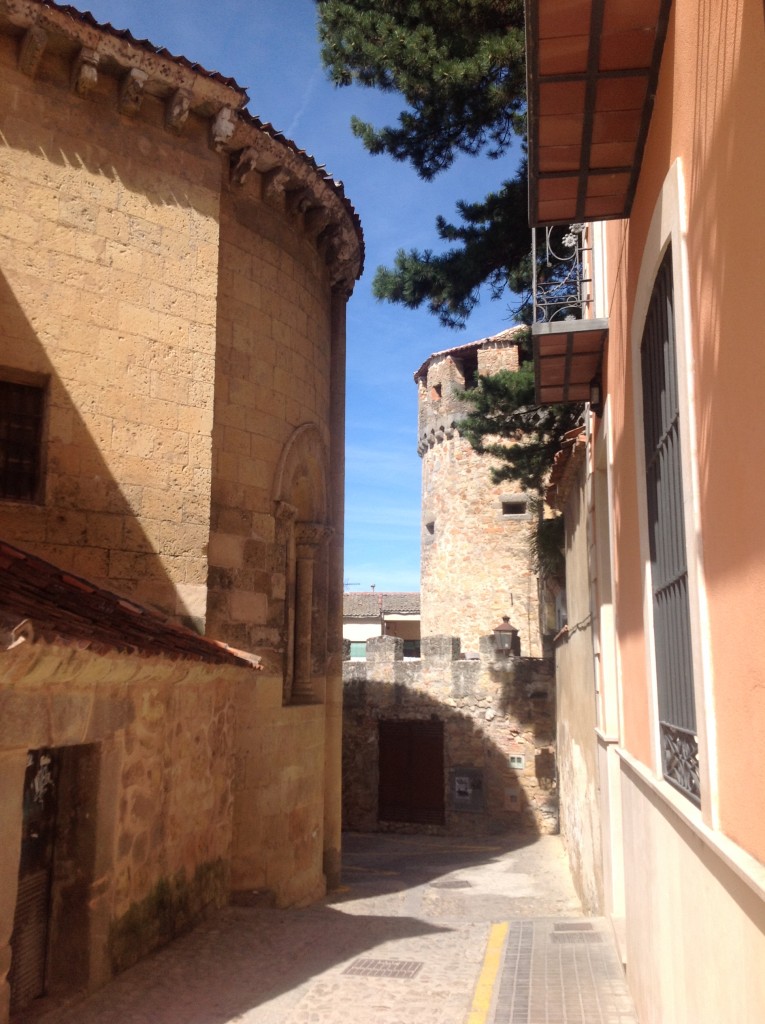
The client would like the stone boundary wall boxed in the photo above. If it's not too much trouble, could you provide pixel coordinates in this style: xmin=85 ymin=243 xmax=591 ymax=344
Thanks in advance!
xmin=342 ymin=635 xmax=557 ymax=836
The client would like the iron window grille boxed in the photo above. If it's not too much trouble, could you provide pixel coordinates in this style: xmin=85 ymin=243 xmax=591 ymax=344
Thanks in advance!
xmin=640 ymin=246 xmax=700 ymax=806
xmin=0 ymin=380 xmax=45 ymax=502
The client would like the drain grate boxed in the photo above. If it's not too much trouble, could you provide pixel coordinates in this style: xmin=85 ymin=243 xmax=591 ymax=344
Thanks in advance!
xmin=554 ymin=922 xmax=594 ymax=931
xmin=343 ymin=959 xmax=424 ymax=979
xmin=429 ymin=878 xmax=472 ymax=889
xmin=550 ymin=931 xmax=604 ymax=944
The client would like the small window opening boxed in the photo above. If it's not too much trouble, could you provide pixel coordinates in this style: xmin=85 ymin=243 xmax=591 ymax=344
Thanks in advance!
xmin=459 ymin=351 xmax=479 ymax=390
xmin=430 ymin=383 xmax=442 ymax=401
xmin=425 ymin=520 xmax=435 ymax=535
xmin=502 ymin=498 xmax=527 ymax=518
xmin=0 ymin=380 xmax=45 ymax=502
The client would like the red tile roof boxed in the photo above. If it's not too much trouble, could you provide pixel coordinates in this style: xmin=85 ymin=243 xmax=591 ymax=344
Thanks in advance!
xmin=343 ymin=592 xmax=420 ymax=618
xmin=545 ymin=427 xmax=587 ymax=510
xmin=0 ymin=540 xmax=259 ymax=667
xmin=413 ymin=327 xmax=525 ymax=383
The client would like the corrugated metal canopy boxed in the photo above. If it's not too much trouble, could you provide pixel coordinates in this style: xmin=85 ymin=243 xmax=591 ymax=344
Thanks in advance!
xmin=533 ymin=319 xmax=609 ymax=404
xmin=526 ymin=0 xmax=672 ymax=227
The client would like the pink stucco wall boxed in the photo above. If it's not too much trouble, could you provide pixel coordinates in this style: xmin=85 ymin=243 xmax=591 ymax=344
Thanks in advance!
xmin=602 ymin=0 xmax=765 ymax=862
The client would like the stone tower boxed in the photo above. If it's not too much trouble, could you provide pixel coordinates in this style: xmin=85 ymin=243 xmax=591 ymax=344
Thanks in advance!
xmin=415 ymin=328 xmax=542 ymax=656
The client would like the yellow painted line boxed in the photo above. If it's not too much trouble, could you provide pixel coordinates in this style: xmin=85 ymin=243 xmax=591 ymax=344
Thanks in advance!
xmin=466 ymin=921 xmax=509 ymax=1024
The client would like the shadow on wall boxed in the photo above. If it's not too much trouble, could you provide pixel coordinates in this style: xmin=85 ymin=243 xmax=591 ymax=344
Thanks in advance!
xmin=342 ymin=668 xmax=557 ymax=837
xmin=0 ymin=270 xmax=200 ymax=625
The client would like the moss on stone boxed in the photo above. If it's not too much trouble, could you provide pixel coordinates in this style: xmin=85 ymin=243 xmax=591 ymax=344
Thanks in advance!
xmin=108 ymin=858 xmax=229 ymax=973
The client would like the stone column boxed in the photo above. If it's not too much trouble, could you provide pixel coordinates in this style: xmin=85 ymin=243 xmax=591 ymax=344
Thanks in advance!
xmin=323 ymin=287 xmax=347 ymax=889
xmin=275 ymin=501 xmax=298 ymax=702
xmin=292 ymin=523 xmax=332 ymax=702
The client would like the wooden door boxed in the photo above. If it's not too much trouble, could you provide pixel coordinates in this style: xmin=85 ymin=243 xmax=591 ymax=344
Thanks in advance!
xmin=378 ymin=720 xmax=445 ymax=825
xmin=9 ymin=748 xmax=59 ymax=1014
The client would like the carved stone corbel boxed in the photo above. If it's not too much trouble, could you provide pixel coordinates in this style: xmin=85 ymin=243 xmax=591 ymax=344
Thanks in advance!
xmin=165 ymin=88 xmax=192 ymax=133
xmin=230 ymin=146 xmax=259 ymax=186
xmin=286 ymin=187 xmax=314 ymax=219
xmin=262 ymin=166 xmax=291 ymax=205
xmin=305 ymin=206 xmax=334 ymax=241
xmin=330 ymin=260 xmax=359 ymax=295
xmin=316 ymin=222 xmax=342 ymax=261
xmin=18 ymin=25 xmax=47 ymax=77
xmin=210 ymin=106 xmax=237 ymax=151
xmin=71 ymin=48 xmax=99 ymax=96
xmin=119 ymin=67 xmax=148 ymax=116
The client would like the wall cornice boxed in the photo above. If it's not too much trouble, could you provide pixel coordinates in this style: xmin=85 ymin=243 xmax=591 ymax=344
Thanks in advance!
xmin=0 ymin=0 xmax=364 ymax=295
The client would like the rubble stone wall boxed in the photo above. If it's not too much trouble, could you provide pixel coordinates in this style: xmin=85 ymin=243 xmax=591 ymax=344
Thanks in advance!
xmin=0 ymin=642 xmax=244 ymax=1005
xmin=342 ymin=635 xmax=557 ymax=836
xmin=417 ymin=342 xmax=542 ymax=655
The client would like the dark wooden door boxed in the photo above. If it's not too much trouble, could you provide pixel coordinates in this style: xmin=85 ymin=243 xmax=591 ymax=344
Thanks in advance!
xmin=9 ymin=748 xmax=59 ymax=1015
xmin=378 ymin=720 xmax=445 ymax=825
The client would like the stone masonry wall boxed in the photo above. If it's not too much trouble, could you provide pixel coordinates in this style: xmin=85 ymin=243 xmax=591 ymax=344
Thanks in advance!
xmin=206 ymin=187 xmax=333 ymax=666
xmin=342 ymin=635 xmax=557 ymax=836
xmin=417 ymin=339 xmax=542 ymax=656
xmin=0 ymin=641 xmax=244 ymax=1002
xmin=0 ymin=33 xmax=222 ymax=624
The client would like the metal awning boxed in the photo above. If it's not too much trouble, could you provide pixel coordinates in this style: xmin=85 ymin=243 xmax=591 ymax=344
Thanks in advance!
xmin=533 ymin=319 xmax=609 ymax=404
xmin=526 ymin=0 xmax=672 ymax=227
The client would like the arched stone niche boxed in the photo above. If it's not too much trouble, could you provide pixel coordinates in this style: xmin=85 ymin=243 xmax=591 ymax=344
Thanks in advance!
xmin=273 ymin=424 xmax=333 ymax=703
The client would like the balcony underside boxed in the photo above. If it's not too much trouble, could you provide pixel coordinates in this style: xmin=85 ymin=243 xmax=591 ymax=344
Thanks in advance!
xmin=533 ymin=318 xmax=609 ymax=405
xmin=526 ymin=0 xmax=672 ymax=227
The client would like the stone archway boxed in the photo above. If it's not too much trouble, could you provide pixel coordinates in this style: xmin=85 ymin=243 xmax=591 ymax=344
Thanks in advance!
xmin=273 ymin=424 xmax=333 ymax=703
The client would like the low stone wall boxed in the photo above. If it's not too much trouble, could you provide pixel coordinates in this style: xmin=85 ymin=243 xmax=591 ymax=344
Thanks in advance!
xmin=342 ymin=635 xmax=557 ymax=836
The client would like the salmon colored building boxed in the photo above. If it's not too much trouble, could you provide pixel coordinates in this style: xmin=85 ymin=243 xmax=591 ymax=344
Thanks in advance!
xmin=527 ymin=1 xmax=765 ymax=1021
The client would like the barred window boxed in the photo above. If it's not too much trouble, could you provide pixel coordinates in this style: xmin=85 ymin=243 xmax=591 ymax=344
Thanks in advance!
xmin=0 ymin=380 xmax=45 ymax=502
xmin=641 ymin=247 xmax=699 ymax=806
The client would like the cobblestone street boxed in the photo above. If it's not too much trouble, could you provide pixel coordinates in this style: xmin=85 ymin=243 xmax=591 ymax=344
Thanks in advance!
xmin=28 ymin=833 xmax=638 ymax=1024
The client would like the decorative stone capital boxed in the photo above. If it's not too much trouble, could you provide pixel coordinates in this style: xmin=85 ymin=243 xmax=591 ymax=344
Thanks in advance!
xmin=18 ymin=25 xmax=46 ymax=76
xmin=295 ymin=522 xmax=333 ymax=553
xmin=165 ymin=88 xmax=192 ymax=133
xmin=274 ymin=500 xmax=298 ymax=522
xmin=71 ymin=47 xmax=99 ymax=96
xmin=119 ymin=67 xmax=148 ymax=116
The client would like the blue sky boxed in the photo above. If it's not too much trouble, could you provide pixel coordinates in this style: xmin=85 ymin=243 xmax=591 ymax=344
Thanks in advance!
xmin=81 ymin=0 xmax=521 ymax=591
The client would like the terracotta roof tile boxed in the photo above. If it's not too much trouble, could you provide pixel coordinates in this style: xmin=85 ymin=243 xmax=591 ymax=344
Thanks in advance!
xmin=0 ymin=540 xmax=259 ymax=668
xmin=414 ymin=326 xmax=525 ymax=382
xmin=343 ymin=592 xmax=420 ymax=618
xmin=545 ymin=427 xmax=587 ymax=511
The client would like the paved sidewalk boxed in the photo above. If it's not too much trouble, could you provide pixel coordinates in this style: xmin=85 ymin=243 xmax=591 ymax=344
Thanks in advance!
xmin=28 ymin=833 xmax=638 ymax=1024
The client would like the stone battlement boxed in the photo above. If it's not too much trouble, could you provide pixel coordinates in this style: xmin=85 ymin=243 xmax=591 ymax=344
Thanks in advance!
xmin=342 ymin=635 xmax=557 ymax=836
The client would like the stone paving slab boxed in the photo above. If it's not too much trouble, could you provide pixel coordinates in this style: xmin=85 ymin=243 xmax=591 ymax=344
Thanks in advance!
xmin=491 ymin=919 xmax=638 ymax=1024
xmin=23 ymin=834 xmax=638 ymax=1024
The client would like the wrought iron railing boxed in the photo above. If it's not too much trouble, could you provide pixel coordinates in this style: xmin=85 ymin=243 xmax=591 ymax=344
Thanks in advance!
xmin=532 ymin=224 xmax=594 ymax=325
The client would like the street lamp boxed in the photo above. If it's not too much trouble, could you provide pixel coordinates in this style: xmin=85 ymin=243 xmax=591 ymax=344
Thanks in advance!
xmin=493 ymin=615 xmax=520 ymax=656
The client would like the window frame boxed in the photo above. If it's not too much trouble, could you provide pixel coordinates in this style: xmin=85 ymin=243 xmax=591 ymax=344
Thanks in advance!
xmin=0 ymin=370 xmax=48 ymax=505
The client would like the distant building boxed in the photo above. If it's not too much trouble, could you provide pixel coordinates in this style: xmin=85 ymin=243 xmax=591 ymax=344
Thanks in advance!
xmin=414 ymin=328 xmax=543 ymax=656
xmin=0 ymin=1 xmax=362 ymax=1017
xmin=342 ymin=592 xmax=420 ymax=659
xmin=341 ymin=328 xmax=558 ymax=838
